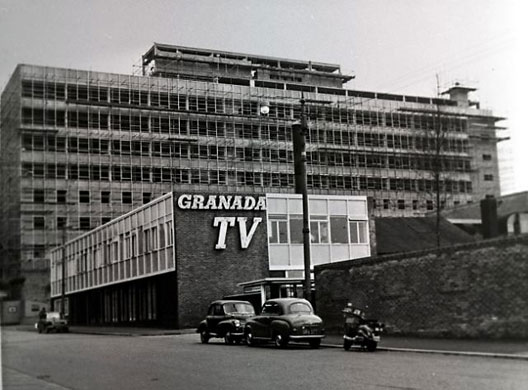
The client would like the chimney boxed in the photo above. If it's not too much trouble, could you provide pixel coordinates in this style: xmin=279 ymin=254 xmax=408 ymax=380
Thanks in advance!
xmin=480 ymin=196 xmax=499 ymax=239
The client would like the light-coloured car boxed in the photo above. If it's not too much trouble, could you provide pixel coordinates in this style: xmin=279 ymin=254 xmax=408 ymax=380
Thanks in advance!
xmin=36 ymin=312 xmax=69 ymax=333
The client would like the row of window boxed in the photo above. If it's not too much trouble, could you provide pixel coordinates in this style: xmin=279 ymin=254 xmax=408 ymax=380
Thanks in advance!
xmin=23 ymin=162 xmax=474 ymax=193
xmin=22 ymin=126 xmax=469 ymax=158
xmin=21 ymin=79 xmax=468 ymax=131
xmin=33 ymin=189 xmax=153 ymax=205
xmin=21 ymin=134 xmax=471 ymax=170
xmin=57 ymin=253 xmax=171 ymax=296
xmin=268 ymin=215 xmax=368 ymax=245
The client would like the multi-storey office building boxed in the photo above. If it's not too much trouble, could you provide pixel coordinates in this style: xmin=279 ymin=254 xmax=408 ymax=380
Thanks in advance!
xmin=0 ymin=43 xmax=503 ymax=314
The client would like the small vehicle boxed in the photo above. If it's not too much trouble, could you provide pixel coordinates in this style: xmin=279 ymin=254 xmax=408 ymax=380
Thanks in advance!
xmin=342 ymin=304 xmax=383 ymax=352
xmin=244 ymin=298 xmax=325 ymax=349
xmin=197 ymin=300 xmax=256 ymax=344
xmin=36 ymin=312 xmax=69 ymax=333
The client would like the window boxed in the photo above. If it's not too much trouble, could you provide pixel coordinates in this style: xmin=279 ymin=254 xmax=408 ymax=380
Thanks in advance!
xmin=383 ymin=199 xmax=390 ymax=210
xmin=349 ymin=221 xmax=368 ymax=244
xmin=484 ymin=174 xmax=494 ymax=181
xmin=34 ymin=216 xmax=45 ymax=229
xmin=289 ymin=215 xmax=303 ymax=244
xmin=122 ymin=192 xmax=132 ymax=204
xmin=330 ymin=216 xmax=348 ymax=244
xmin=397 ymin=199 xmax=405 ymax=210
xmin=57 ymin=190 xmax=67 ymax=203
xmin=80 ymin=217 xmax=91 ymax=230
xmin=482 ymin=154 xmax=492 ymax=161
xmin=79 ymin=190 xmax=90 ymax=203
xmin=143 ymin=192 xmax=151 ymax=204
xmin=310 ymin=216 xmax=329 ymax=244
xmin=34 ymin=189 xmax=45 ymax=203
xmin=261 ymin=302 xmax=282 ymax=316
xmin=268 ymin=215 xmax=288 ymax=244
xmin=101 ymin=191 xmax=110 ymax=204
xmin=159 ymin=224 xmax=165 ymax=248
xmin=57 ymin=217 xmax=66 ymax=229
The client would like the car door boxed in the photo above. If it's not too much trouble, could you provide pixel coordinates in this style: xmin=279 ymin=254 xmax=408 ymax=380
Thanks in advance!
xmin=206 ymin=303 xmax=224 ymax=334
xmin=253 ymin=302 xmax=280 ymax=339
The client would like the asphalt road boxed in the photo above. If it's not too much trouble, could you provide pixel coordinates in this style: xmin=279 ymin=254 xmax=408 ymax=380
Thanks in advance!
xmin=2 ymin=329 xmax=527 ymax=390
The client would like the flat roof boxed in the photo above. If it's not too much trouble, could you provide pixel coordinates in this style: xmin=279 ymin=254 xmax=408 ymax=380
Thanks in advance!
xmin=146 ymin=42 xmax=343 ymax=74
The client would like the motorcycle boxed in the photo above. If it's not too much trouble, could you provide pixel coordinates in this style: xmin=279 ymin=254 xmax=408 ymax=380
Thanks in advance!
xmin=342 ymin=304 xmax=384 ymax=352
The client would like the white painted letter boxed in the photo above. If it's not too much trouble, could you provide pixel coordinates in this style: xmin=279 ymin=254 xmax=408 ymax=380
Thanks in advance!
xmin=237 ymin=217 xmax=262 ymax=249
xmin=191 ymin=195 xmax=205 ymax=209
xmin=178 ymin=194 xmax=192 ymax=209
xmin=255 ymin=196 xmax=267 ymax=210
xmin=213 ymin=217 xmax=236 ymax=249
xmin=243 ymin=196 xmax=256 ymax=210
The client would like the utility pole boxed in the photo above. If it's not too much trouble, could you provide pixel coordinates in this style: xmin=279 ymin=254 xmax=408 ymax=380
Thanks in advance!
xmin=434 ymin=74 xmax=443 ymax=247
xmin=292 ymin=97 xmax=311 ymax=302
xmin=61 ymin=226 xmax=66 ymax=318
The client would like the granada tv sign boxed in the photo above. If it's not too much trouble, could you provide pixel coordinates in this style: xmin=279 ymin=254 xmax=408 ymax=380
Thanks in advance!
xmin=176 ymin=194 xmax=266 ymax=250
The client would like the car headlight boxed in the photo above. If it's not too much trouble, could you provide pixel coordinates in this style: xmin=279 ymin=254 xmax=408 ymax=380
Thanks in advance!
xmin=233 ymin=320 xmax=241 ymax=327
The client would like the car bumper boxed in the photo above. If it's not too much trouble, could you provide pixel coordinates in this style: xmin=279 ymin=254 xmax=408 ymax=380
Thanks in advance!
xmin=290 ymin=334 xmax=325 ymax=340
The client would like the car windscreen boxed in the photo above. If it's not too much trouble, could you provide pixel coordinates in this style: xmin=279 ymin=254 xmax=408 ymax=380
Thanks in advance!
xmin=47 ymin=313 xmax=61 ymax=320
xmin=223 ymin=303 xmax=255 ymax=315
xmin=289 ymin=302 xmax=312 ymax=314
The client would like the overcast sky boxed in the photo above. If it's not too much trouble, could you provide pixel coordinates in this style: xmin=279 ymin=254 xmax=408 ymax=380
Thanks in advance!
xmin=1 ymin=0 xmax=526 ymax=193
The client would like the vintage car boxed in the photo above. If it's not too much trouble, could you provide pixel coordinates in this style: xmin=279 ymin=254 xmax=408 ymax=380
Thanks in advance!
xmin=244 ymin=298 xmax=325 ymax=348
xmin=197 ymin=300 xmax=256 ymax=344
xmin=36 ymin=312 xmax=69 ymax=333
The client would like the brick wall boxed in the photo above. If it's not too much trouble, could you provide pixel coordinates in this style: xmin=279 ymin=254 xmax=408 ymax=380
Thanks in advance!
xmin=174 ymin=194 xmax=269 ymax=328
xmin=315 ymin=235 xmax=528 ymax=339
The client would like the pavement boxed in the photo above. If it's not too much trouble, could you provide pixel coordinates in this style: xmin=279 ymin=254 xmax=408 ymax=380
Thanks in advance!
xmin=5 ymin=324 xmax=528 ymax=360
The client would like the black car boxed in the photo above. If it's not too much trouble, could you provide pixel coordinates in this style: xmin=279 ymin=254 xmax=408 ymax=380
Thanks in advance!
xmin=244 ymin=298 xmax=325 ymax=348
xmin=197 ymin=300 xmax=256 ymax=344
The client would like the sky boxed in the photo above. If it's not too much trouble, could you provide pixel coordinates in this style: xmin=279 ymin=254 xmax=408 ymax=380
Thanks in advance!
xmin=0 ymin=0 xmax=526 ymax=193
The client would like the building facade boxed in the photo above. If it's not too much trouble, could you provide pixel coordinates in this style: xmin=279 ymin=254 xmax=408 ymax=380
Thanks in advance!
xmin=49 ymin=192 xmax=370 ymax=327
xmin=0 ymin=43 xmax=504 ymax=311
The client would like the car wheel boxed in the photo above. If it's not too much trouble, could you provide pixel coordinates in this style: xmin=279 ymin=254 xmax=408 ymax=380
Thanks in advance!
xmin=245 ymin=329 xmax=255 ymax=347
xmin=200 ymin=329 xmax=210 ymax=344
xmin=309 ymin=339 xmax=321 ymax=349
xmin=45 ymin=327 xmax=50 ymax=334
xmin=343 ymin=339 xmax=352 ymax=351
xmin=367 ymin=341 xmax=377 ymax=352
xmin=224 ymin=332 xmax=234 ymax=345
xmin=274 ymin=332 xmax=288 ymax=348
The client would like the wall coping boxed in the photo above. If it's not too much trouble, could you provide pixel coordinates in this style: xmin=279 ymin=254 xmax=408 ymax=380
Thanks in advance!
xmin=315 ymin=234 xmax=528 ymax=271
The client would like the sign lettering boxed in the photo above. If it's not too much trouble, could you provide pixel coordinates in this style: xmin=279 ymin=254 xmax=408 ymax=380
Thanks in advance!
xmin=178 ymin=194 xmax=266 ymax=211
xmin=213 ymin=216 xmax=263 ymax=250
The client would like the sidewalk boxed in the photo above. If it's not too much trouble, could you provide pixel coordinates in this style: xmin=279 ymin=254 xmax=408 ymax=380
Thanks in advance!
xmin=7 ymin=324 xmax=528 ymax=360
xmin=322 ymin=334 xmax=528 ymax=360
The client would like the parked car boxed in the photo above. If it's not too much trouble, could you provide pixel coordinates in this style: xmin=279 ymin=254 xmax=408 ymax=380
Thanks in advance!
xmin=197 ymin=300 xmax=256 ymax=344
xmin=244 ymin=298 xmax=325 ymax=348
xmin=36 ymin=312 xmax=69 ymax=333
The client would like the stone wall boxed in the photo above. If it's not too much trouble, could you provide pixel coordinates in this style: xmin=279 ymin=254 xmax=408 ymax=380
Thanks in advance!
xmin=315 ymin=235 xmax=528 ymax=339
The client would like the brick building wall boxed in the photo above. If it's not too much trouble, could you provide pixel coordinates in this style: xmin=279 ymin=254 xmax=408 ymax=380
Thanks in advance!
xmin=173 ymin=194 xmax=269 ymax=328
xmin=315 ymin=235 xmax=528 ymax=339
